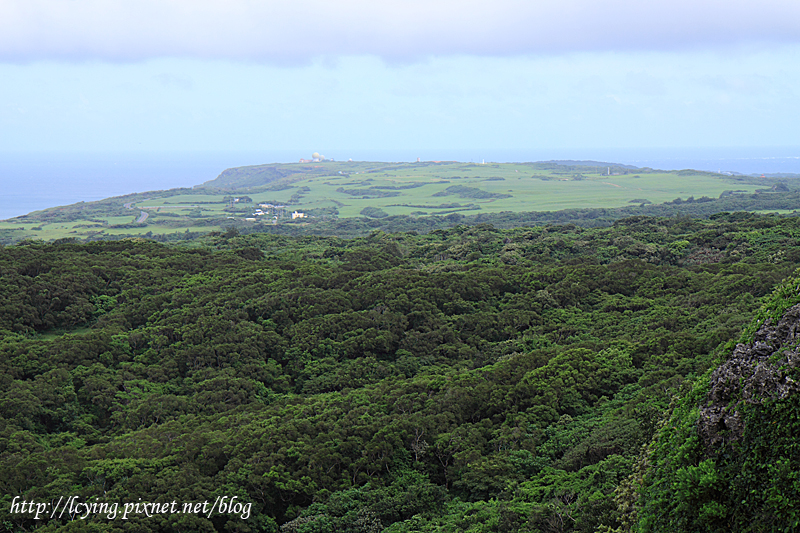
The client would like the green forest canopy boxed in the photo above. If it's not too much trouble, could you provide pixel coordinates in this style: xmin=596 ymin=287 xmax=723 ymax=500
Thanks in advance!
xmin=1 ymin=213 xmax=800 ymax=531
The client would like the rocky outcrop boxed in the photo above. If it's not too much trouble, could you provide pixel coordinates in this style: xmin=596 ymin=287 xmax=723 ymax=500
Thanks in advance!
xmin=699 ymin=303 xmax=800 ymax=447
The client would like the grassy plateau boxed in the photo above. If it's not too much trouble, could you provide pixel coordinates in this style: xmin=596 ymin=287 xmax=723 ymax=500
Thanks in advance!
xmin=0 ymin=160 xmax=783 ymax=243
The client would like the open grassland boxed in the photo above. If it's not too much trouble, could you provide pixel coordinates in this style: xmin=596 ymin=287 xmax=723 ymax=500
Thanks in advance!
xmin=0 ymin=161 xmax=775 ymax=243
xmin=752 ymin=209 xmax=800 ymax=215
xmin=233 ymin=161 xmax=761 ymax=217
xmin=0 ymin=217 xmax=223 ymax=241
xmin=137 ymin=193 xmax=229 ymax=206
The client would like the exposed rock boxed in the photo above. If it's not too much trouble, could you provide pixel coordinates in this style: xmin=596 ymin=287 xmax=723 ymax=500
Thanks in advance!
xmin=698 ymin=303 xmax=800 ymax=447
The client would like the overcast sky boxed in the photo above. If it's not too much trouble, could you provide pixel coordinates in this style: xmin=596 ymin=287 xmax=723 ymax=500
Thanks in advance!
xmin=1 ymin=0 xmax=799 ymax=154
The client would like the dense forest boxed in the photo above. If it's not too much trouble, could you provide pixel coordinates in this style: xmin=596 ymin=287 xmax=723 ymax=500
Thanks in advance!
xmin=1 ymin=212 xmax=799 ymax=531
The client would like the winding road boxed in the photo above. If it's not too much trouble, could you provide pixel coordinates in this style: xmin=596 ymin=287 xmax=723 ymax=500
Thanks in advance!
xmin=124 ymin=202 xmax=148 ymax=223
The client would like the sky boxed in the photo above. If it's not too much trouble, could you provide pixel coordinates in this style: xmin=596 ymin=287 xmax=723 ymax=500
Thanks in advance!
xmin=1 ymin=0 xmax=799 ymax=155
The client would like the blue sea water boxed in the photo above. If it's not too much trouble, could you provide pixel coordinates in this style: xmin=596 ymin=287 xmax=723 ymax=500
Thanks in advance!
xmin=0 ymin=151 xmax=300 ymax=221
xmin=2 ymin=147 xmax=800 ymax=221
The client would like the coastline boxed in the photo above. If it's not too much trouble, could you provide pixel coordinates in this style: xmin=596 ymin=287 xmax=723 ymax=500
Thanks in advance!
xmin=2 ymin=147 xmax=799 ymax=221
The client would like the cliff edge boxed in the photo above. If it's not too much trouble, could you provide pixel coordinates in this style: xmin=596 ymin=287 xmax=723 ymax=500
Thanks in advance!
xmin=634 ymin=274 xmax=800 ymax=532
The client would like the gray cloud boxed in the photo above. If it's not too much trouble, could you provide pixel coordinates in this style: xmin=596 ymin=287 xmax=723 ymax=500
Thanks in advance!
xmin=1 ymin=0 xmax=799 ymax=63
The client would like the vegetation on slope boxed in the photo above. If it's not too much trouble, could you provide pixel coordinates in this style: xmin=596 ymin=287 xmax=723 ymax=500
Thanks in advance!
xmin=0 ymin=214 xmax=799 ymax=531
xmin=630 ymin=274 xmax=800 ymax=533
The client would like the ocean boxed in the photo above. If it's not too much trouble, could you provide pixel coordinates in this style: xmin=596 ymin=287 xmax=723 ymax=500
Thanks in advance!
xmin=2 ymin=147 xmax=800 ymax=221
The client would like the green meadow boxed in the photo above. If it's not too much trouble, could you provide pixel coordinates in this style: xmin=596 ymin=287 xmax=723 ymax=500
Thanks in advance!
xmin=287 ymin=165 xmax=745 ymax=217
xmin=212 ymin=161 xmax=762 ymax=217
xmin=0 ymin=160 xmax=771 ymax=243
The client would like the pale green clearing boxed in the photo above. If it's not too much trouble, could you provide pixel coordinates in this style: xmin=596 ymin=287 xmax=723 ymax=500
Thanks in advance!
xmin=138 ymin=194 xmax=228 ymax=206
xmin=103 ymin=225 xmax=221 ymax=236
xmin=752 ymin=209 xmax=799 ymax=215
xmin=106 ymin=215 xmax=140 ymax=225
xmin=0 ymin=220 xmax=109 ymax=241
xmin=0 ymin=218 xmax=220 ymax=240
